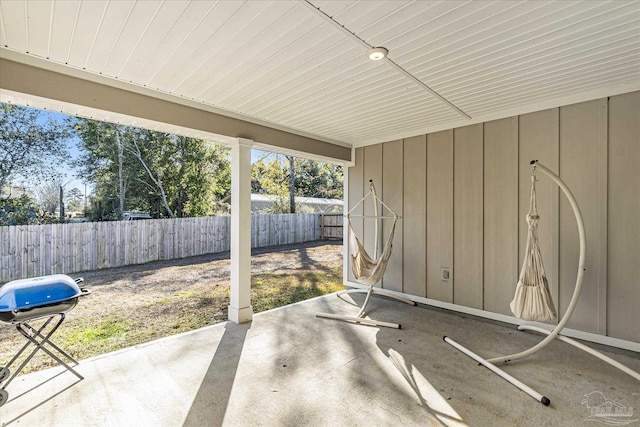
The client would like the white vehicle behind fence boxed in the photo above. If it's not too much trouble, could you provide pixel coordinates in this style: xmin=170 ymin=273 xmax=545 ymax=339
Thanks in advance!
xmin=123 ymin=212 xmax=152 ymax=221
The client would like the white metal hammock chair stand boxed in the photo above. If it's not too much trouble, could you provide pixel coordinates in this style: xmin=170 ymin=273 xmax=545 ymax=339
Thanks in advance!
xmin=444 ymin=160 xmax=640 ymax=407
xmin=316 ymin=180 xmax=416 ymax=329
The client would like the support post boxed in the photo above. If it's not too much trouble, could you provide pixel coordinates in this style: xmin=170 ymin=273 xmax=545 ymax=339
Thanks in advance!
xmin=228 ymin=138 xmax=253 ymax=324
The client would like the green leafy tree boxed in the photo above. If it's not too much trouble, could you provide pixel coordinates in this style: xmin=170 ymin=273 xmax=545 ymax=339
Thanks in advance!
xmin=0 ymin=194 xmax=38 ymax=225
xmin=0 ymin=103 xmax=70 ymax=189
xmin=295 ymin=160 xmax=343 ymax=199
xmin=73 ymin=118 xmax=231 ymax=218
xmin=251 ymin=157 xmax=288 ymax=197
xmin=72 ymin=119 xmax=133 ymax=218
xmin=251 ymin=154 xmax=343 ymax=213
xmin=66 ymin=187 xmax=84 ymax=212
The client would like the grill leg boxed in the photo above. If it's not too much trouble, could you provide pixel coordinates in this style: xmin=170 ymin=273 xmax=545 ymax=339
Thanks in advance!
xmin=1 ymin=314 xmax=84 ymax=394
xmin=23 ymin=320 xmax=79 ymax=365
xmin=1 ymin=316 xmax=58 ymax=390
xmin=17 ymin=314 xmax=84 ymax=381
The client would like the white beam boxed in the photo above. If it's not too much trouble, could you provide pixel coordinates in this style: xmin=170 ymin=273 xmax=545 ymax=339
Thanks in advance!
xmin=228 ymin=138 xmax=254 ymax=324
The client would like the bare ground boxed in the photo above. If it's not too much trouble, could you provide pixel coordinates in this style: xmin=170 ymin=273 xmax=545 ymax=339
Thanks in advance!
xmin=73 ymin=240 xmax=342 ymax=314
xmin=0 ymin=240 xmax=343 ymax=374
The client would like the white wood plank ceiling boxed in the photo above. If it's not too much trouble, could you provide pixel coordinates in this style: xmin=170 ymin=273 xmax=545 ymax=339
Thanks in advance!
xmin=1 ymin=0 xmax=639 ymax=147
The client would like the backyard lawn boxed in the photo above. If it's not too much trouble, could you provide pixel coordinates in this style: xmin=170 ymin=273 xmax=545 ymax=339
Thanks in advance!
xmin=0 ymin=241 xmax=344 ymax=375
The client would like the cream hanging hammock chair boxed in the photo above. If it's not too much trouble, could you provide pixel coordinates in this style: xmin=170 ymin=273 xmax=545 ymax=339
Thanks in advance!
xmin=317 ymin=180 xmax=415 ymax=329
xmin=445 ymin=160 xmax=639 ymax=408
xmin=510 ymin=171 xmax=557 ymax=321
xmin=348 ymin=209 xmax=396 ymax=287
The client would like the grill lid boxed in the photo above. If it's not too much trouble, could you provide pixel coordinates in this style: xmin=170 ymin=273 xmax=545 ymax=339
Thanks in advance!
xmin=0 ymin=274 xmax=83 ymax=312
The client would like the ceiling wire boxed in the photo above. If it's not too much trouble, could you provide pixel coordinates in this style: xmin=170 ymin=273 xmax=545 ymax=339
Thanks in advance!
xmin=299 ymin=0 xmax=471 ymax=120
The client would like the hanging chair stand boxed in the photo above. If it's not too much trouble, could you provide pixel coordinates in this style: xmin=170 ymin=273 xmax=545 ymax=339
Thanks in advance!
xmin=445 ymin=160 xmax=639 ymax=407
xmin=316 ymin=180 xmax=415 ymax=329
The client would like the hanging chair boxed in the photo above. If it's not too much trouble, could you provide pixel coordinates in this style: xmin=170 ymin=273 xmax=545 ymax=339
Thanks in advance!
xmin=316 ymin=180 xmax=415 ymax=329
xmin=348 ymin=211 xmax=397 ymax=287
xmin=510 ymin=172 xmax=557 ymax=321
xmin=445 ymin=160 xmax=639 ymax=407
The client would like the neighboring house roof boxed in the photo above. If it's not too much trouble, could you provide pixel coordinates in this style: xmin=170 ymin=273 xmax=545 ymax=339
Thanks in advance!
xmin=250 ymin=194 xmax=343 ymax=213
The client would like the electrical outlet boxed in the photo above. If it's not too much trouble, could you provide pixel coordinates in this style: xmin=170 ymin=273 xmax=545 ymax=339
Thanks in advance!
xmin=441 ymin=267 xmax=450 ymax=281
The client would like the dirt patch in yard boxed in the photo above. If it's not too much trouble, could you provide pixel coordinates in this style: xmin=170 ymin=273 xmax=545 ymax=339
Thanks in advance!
xmin=0 ymin=240 xmax=343 ymax=374
xmin=74 ymin=240 xmax=342 ymax=312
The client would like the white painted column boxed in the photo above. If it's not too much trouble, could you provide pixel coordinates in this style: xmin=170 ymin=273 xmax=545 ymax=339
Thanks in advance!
xmin=228 ymin=138 xmax=253 ymax=323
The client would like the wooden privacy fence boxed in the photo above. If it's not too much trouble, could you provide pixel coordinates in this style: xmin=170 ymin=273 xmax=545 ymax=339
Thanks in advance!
xmin=0 ymin=213 xmax=332 ymax=282
xmin=320 ymin=213 xmax=344 ymax=239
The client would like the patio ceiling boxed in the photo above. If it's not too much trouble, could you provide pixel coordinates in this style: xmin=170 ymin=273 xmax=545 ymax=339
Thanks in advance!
xmin=0 ymin=0 xmax=639 ymax=148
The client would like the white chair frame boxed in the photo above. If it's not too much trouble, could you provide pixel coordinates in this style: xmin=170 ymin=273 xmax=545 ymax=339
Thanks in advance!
xmin=445 ymin=160 xmax=639 ymax=406
xmin=316 ymin=180 xmax=415 ymax=329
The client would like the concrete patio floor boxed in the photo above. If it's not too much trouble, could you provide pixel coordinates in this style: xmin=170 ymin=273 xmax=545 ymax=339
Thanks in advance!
xmin=1 ymin=293 xmax=638 ymax=427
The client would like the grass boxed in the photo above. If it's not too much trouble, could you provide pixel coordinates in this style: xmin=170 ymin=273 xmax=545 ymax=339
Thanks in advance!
xmin=0 ymin=267 xmax=344 ymax=375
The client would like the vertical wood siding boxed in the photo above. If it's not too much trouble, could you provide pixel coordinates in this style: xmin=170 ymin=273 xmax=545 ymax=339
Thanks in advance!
xmin=426 ymin=130 xmax=454 ymax=303
xmin=483 ymin=117 xmax=519 ymax=316
xmin=559 ymin=99 xmax=608 ymax=334
xmin=402 ymin=135 xmax=427 ymax=297
xmin=607 ymin=92 xmax=640 ymax=342
xmin=363 ymin=145 xmax=383 ymax=261
xmin=382 ymin=140 xmax=403 ymax=293
xmin=453 ymin=124 xmax=484 ymax=309
xmin=347 ymin=148 xmax=364 ymax=283
xmin=346 ymin=91 xmax=639 ymax=343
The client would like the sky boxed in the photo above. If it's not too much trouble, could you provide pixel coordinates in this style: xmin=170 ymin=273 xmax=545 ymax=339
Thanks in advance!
xmin=28 ymin=108 xmax=283 ymax=197
xmin=34 ymin=109 xmax=87 ymax=195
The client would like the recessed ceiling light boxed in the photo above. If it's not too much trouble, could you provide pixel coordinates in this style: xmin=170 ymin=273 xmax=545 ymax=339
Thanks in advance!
xmin=368 ymin=47 xmax=388 ymax=61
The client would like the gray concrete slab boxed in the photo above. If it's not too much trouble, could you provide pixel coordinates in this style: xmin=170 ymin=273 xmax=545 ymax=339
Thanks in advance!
xmin=1 ymin=294 xmax=638 ymax=426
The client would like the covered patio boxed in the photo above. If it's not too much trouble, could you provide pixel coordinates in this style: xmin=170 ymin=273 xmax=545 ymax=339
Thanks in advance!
xmin=1 ymin=1 xmax=639 ymax=425
xmin=3 ymin=294 xmax=638 ymax=426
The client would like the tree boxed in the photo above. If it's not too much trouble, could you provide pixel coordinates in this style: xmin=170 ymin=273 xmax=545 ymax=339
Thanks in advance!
xmin=251 ymin=154 xmax=344 ymax=211
xmin=295 ymin=160 xmax=343 ymax=199
xmin=66 ymin=187 xmax=84 ymax=212
xmin=0 ymin=103 xmax=70 ymax=189
xmin=73 ymin=118 xmax=231 ymax=218
xmin=116 ymin=129 xmax=125 ymax=216
xmin=287 ymin=156 xmax=295 ymax=213
xmin=0 ymin=194 xmax=37 ymax=225
xmin=35 ymin=178 xmax=63 ymax=215
xmin=72 ymin=119 xmax=134 ymax=219
xmin=127 ymin=133 xmax=175 ymax=218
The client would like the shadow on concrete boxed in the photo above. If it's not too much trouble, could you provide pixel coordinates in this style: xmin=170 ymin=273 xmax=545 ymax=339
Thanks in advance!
xmin=182 ymin=322 xmax=249 ymax=427
xmin=2 ymin=372 xmax=82 ymax=426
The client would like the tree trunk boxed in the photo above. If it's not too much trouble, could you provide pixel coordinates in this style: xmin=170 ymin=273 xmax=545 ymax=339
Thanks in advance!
xmin=130 ymin=139 xmax=174 ymax=218
xmin=288 ymin=156 xmax=295 ymax=213
xmin=59 ymin=185 xmax=65 ymax=221
xmin=117 ymin=129 xmax=125 ymax=218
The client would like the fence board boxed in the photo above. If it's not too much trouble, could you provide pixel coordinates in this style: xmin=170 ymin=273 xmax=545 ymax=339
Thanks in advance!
xmin=1 ymin=213 xmax=329 ymax=282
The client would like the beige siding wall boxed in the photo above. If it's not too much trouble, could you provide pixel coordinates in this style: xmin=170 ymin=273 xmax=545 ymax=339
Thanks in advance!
xmin=382 ymin=140 xmax=404 ymax=292
xmin=347 ymin=148 xmax=364 ymax=283
xmin=363 ymin=145 xmax=383 ymax=261
xmin=483 ymin=117 xmax=518 ymax=316
xmin=453 ymin=124 xmax=484 ymax=309
xmin=607 ymin=92 xmax=640 ymax=342
xmin=347 ymin=91 xmax=640 ymax=343
xmin=558 ymin=99 xmax=608 ymax=334
xmin=426 ymin=130 xmax=454 ymax=303
xmin=402 ymin=135 xmax=427 ymax=297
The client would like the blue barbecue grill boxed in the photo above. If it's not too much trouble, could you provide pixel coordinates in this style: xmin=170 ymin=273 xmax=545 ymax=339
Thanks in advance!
xmin=0 ymin=274 xmax=90 ymax=406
